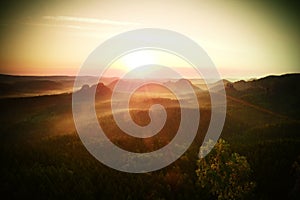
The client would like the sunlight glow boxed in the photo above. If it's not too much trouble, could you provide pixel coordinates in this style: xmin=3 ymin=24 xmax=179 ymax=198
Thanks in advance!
xmin=104 ymin=50 xmax=200 ymax=78
xmin=0 ymin=0 xmax=298 ymax=78
xmin=121 ymin=51 xmax=158 ymax=71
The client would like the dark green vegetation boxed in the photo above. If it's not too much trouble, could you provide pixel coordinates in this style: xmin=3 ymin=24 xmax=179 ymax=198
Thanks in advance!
xmin=197 ymin=139 xmax=255 ymax=200
xmin=0 ymin=74 xmax=299 ymax=199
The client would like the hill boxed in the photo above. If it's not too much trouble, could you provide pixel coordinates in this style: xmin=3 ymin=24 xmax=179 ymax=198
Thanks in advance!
xmin=0 ymin=73 xmax=299 ymax=199
xmin=227 ymin=73 xmax=300 ymax=119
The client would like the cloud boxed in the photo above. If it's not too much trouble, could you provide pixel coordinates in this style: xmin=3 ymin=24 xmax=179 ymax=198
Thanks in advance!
xmin=19 ymin=22 xmax=97 ymax=31
xmin=43 ymin=16 xmax=140 ymax=26
xmin=16 ymin=15 xmax=141 ymax=33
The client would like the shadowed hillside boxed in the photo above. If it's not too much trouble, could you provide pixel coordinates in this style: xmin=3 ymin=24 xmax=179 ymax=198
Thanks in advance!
xmin=228 ymin=74 xmax=300 ymax=119
xmin=0 ymin=73 xmax=299 ymax=199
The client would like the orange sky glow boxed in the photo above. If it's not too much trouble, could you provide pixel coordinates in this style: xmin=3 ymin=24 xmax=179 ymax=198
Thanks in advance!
xmin=0 ymin=0 xmax=299 ymax=79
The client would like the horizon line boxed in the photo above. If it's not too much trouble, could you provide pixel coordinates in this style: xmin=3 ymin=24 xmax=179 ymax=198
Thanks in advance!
xmin=0 ymin=72 xmax=299 ymax=82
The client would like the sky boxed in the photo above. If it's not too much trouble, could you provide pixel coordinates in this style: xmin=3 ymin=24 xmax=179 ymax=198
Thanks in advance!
xmin=0 ymin=0 xmax=299 ymax=79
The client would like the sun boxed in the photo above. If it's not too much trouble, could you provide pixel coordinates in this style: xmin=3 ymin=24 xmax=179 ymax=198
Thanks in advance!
xmin=120 ymin=50 xmax=158 ymax=71
xmin=106 ymin=49 xmax=197 ymax=78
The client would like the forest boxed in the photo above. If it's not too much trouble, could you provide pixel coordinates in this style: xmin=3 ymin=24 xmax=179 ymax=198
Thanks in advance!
xmin=0 ymin=74 xmax=299 ymax=199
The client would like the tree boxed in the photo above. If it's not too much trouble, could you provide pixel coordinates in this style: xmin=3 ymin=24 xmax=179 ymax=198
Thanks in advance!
xmin=196 ymin=139 xmax=255 ymax=200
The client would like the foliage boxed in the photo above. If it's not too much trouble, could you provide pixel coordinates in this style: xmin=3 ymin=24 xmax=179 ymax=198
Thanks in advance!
xmin=196 ymin=139 xmax=255 ymax=200
xmin=1 ymin=91 xmax=300 ymax=199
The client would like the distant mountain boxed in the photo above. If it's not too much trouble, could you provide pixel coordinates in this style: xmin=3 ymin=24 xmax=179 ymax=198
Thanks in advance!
xmin=233 ymin=73 xmax=300 ymax=92
xmin=107 ymin=78 xmax=202 ymax=95
xmin=0 ymin=74 xmax=117 ymax=98
xmin=208 ymin=79 xmax=231 ymax=92
xmin=134 ymin=83 xmax=171 ymax=94
xmin=233 ymin=80 xmax=252 ymax=91
xmin=227 ymin=73 xmax=300 ymax=119
xmin=77 ymin=82 xmax=112 ymax=99
xmin=107 ymin=79 xmax=130 ymax=92
xmin=163 ymin=78 xmax=202 ymax=94
xmin=1 ymin=73 xmax=299 ymax=120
